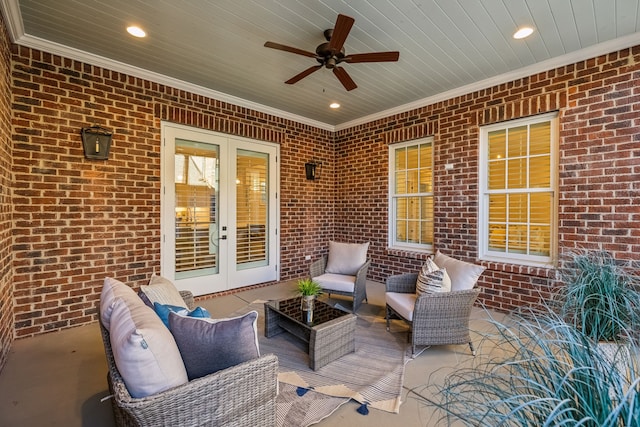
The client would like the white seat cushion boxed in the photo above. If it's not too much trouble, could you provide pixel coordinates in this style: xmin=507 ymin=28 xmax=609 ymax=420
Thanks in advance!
xmin=385 ymin=292 xmax=416 ymax=322
xmin=314 ymin=273 xmax=356 ymax=293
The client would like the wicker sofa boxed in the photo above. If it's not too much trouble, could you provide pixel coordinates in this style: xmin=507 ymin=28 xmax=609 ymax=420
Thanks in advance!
xmin=99 ymin=286 xmax=279 ymax=426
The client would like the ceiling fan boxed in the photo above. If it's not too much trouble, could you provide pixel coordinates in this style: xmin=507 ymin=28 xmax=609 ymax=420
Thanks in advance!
xmin=264 ymin=14 xmax=399 ymax=91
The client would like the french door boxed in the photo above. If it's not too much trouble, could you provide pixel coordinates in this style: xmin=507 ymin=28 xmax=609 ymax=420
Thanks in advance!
xmin=161 ymin=122 xmax=279 ymax=296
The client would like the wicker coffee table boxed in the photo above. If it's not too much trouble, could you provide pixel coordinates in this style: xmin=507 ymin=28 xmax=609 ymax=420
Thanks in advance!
xmin=264 ymin=297 xmax=357 ymax=370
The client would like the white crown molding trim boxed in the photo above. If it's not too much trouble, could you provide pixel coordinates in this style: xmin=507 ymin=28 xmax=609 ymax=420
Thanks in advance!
xmin=0 ymin=0 xmax=24 ymax=41
xmin=4 ymin=22 xmax=335 ymax=132
xmin=3 ymin=0 xmax=639 ymax=135
xmin=335 ymin=32 xmax=640 ymax=132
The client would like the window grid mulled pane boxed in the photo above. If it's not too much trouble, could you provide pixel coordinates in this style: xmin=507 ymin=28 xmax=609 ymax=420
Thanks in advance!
xmin=391 ymin=139 xmax=434 ymax=248
xmin=484 ymin=119 xmax=553 ymax=259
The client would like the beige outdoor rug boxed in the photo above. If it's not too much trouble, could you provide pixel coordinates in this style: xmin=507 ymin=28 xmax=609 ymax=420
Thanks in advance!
xmin=235 ymin=301 xmax=411 ymax=427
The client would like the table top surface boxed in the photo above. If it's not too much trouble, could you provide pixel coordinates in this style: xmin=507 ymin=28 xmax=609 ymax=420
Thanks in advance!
xmin=266 ymin=297 xmax=352 ymax=328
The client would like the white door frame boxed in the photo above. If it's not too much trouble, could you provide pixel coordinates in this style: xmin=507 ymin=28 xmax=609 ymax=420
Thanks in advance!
xmin=160 ymin=122 xmax=280 ymax=295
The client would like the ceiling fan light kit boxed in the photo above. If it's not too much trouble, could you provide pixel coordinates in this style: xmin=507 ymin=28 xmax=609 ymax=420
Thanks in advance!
xmin=265 ymin=14 xmax=399 ymax=91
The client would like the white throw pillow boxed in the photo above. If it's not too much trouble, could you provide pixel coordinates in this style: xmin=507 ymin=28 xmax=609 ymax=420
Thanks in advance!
xmin=324 ymin=241 xmax=369 ymax=275
xmin=109 ymin=297 xmax=188 ymax=398
xmin=140 ymin=274 xmax=188 ymax=309
xmin=100 ymin=277 xmax=140 ymax=329
xmin=433 ymin=250 xmax=486 ymax=291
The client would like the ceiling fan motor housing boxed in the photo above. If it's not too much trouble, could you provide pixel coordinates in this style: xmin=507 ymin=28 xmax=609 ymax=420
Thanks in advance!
xmin=316 ymin=40 xmax=345 ymax=68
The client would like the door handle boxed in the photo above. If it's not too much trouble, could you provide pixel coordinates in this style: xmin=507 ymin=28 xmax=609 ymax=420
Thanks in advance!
xmin=219 ymin=235 xmax=227 ymax=240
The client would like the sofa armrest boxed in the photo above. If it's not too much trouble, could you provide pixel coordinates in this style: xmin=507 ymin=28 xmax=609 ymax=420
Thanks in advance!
xmin=355 ymin=259 xmax=370 ymax=283
xmin=412 ymin=288 xmax=481 ymax=341
xmin=114 ymin=353 xmax=279 ymax=426
xmin=179 ymin=290 xmax=195 ymax=311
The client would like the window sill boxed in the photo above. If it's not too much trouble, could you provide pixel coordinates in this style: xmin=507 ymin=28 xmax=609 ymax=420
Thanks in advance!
xmin=481 ymin=259 xmax=556 ymax=279
xmin=386 ymin=247 xmax=433 ymax=261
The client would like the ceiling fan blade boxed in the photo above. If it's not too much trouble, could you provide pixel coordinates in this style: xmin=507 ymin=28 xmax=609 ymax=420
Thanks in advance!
xmin=264 ymin=41 xmax=317 ymax=58
xmin=285 ymin=65 xmax=322 ymax=85
xmin=344 ymin=51 xmax=400 ymax=63
xmin=328 ymin=14 xmax=355 ymax=54
xmin=333 ymin=67 xmax=357 ymax=91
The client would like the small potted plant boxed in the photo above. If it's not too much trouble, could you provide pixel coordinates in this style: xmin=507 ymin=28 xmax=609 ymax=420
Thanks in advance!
xmin=297 ymin=278 xmax=323 ymax=323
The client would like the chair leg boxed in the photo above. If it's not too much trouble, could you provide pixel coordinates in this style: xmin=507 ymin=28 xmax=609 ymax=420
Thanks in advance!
xmin=469 ymin=341 xmax=476 ymax=356
xmin=385 ymin=306 xmax=390 ymax=331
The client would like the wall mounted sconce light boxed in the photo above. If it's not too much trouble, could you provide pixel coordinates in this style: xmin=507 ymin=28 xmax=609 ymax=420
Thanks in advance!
xmin=81 ymin=125 xmax=113 ymax=160
xmin=305 ymin=161 xmax=322 ymax=180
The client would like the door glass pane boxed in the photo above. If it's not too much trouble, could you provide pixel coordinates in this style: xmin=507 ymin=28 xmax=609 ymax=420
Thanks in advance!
xmin=174 ymin=139 xmax=219 ymax=278
xmin=236 ymin=149 xmax=268 ymax=270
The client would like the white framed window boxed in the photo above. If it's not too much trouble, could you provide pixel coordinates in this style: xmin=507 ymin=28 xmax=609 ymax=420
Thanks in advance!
xmin=478 ymin=112 xmax=558 ymax=266
xmin=389 ymin=137 xmax=434 ymax=252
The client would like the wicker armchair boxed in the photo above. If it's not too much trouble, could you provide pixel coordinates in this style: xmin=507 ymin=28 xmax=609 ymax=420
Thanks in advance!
xmin=385 ymin=273 xmax=481 ymax=356
xmin=100 ymin=290 xmax=279 ymax=427
xmin=310 ymin=255 xmax=371 ymax=313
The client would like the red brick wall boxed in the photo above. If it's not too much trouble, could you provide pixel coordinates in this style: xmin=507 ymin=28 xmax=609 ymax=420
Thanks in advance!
xmin=10 ymin=46 xmax=333 ymax=338
xmin=6 ymin=36 xmax=640 ymax=337
xmin=336 ymin=47 xmax=640 ymax=312
xmin=0 ymin=15 xmax=13 ymax=368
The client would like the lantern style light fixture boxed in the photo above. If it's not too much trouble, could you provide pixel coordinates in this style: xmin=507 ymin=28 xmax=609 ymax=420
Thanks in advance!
xmin=81 ymin=125 xmax=113 ymax=160
xmin=305 ymin=160 xmax=322 ymax=180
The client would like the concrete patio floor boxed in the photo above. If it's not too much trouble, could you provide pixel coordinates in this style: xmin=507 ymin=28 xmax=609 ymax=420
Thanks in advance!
xmin=0 ymin=279 xmax=503 ymax=427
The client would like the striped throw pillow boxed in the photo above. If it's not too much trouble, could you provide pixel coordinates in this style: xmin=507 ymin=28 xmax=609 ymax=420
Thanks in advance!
xmin=416 ymin=259 xmax=452 ymax=296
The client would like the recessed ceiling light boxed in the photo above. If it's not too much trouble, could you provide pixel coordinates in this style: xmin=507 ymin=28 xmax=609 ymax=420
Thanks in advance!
xmin=127 ymin=26 xmax=146 ymax=38
xmin=329 ymin=102 xmax=340 ymax=109
xmin=513 ymin=27 xmax=534 ymax=39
